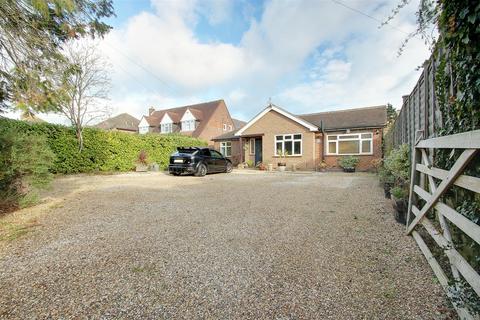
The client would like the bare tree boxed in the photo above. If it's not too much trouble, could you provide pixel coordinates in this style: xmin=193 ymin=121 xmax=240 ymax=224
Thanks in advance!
xmin=58 ymin=41 xmax=111 ymax=151
xmin=0 ymin=0 xmax=114 ymax=113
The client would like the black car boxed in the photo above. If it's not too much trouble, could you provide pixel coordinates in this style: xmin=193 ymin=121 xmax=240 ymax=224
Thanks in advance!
xmin=168 ymin=147 xmax=233 ymax=177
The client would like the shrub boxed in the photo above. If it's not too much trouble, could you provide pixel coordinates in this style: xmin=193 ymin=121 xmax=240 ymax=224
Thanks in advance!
xmin=0 ymin=118 xmax=207 ymax=174
xmin=391 ymin=186 xmax=408 ymax=200
xmin=384 ymin=144 xmax=410 ymax=183
xmin=338 ymin=156 xmax=359 ymax=169
xmin=0 ymin=128 xmax=55 ymax=212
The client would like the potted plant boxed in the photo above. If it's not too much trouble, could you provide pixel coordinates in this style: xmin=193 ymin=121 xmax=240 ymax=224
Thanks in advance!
xmin=318 ymin=161 xmax=328 ymax=172
xmin=378 ymin=166 xmax=395 ymax=199
xmin=277 ymin=151 xmax=288 ymax=172
xmin=338 ymin=156 xmax=359 ymax=172
xmin=135 ymin=150 xmax=149 ymax=172
xmin=391 ymin=186 xmax=408 ymax=225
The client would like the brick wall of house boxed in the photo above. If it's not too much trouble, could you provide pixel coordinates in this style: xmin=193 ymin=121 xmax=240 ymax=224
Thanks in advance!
xmin=322 ymin=128 xmax=383 ymax=171
xmin=241 ymin=110 xmax=317 ymax=170
xmin=213 ymin=139 xmax=242 ymax=165
xmin=199 ymin=101 xmax=235 ymax=146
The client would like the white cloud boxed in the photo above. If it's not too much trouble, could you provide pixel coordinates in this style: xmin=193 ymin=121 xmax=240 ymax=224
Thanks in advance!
xmin=91 ymin=0 xmax=432 ymax=122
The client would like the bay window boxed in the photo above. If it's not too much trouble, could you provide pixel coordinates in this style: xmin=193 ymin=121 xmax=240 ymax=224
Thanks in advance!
xmin=220 ymin=141 xmax=231 ymax=157
xmin=275 ymin=134 xmax=302 ymax=156
xmin=327 ymin=132 xmax=373 ymax=155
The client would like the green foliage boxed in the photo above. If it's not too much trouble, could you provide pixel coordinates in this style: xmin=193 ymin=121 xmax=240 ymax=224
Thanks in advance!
xmin=245 ymin=160 xmax=254 ymax=168
xmin=391 ymin=186 xmax=408 ymax=199
xmin=0 ymin=118 xmax=207 ymax=174
xmin=384 ymin=144 xmax=410 ymax=183
xmin=386 ymin=103 xmax=397 ymax=124
xmin=0 ymin=127 xmax=55 ymax=212
xmin=338 ymin=156 xmax=359 ymax=169
xmin=0 ymin=0 xmax=114 ymax=112
xmin=378 ymin=166 xmax=395 ymax=185
xmin=387 ymin=0 xmax=480 ymax=313
xmin=379 ymin=144 xmax=410 ymax=199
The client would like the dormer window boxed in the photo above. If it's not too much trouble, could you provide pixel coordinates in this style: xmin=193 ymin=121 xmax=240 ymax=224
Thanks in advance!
xmin=180 ymin=108 xmax=197 ymax=132
xmin=161 ymin=123 xmax=172 ymax=133
xmin=160 ymin=113 xmax=174 ymax=133
xmin=182 ymin=120 xmax=195 ymax=131
xmin=138 ymin=117 xmax=150 ymax=134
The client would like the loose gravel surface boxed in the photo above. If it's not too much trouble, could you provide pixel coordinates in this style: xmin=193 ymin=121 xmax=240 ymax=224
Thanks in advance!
xmin=0 ymin=171 xmax=453 ymax=319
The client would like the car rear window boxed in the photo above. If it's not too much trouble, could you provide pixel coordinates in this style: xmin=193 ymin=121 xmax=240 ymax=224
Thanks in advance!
xmin=177 ymin=148 xmax=198 ymax=154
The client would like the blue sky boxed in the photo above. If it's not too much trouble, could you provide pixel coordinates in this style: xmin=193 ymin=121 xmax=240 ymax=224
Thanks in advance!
xmin=11 ymin=0 xmax=432 ymax=124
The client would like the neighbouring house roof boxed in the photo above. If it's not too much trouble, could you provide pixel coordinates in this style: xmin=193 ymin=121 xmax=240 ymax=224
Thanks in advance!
xmin=144 ymin=99 xmax=225 ymax=137
xmin=95 ymin=113 xmax=140 ymax=132
xmin=232 ymin=118 xmax=247 ymax=129
xmin=298 ymin=105 xmax=387 ymax=131
xmin=235 ymin=104 xmax=318 ymax=136
xmin=212 ymin=129 xmax=240 ymax=141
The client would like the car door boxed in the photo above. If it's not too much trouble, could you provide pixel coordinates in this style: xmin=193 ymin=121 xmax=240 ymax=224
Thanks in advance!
xmin=210 ymin=150 xmax=226 ymax=172
xmin=200 ymin=149 xmax=215 ymax=172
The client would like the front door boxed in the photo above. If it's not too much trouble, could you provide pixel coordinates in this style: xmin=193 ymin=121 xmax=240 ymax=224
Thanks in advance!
xmin=254 ymin=138 xmax=262 ymax=165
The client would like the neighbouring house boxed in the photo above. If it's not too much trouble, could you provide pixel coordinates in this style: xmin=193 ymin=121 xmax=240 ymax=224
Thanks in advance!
xmin=138 ymin=99 xmax=240 ymax=145
xmin=95 ymin=113 xmax=140 ymax=133
xmin=213 ymin=103 xmax=387 ymax=171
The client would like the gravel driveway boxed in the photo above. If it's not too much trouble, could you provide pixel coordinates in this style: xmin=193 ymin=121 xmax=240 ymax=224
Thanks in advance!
xmin=0 ymin=171 xmax=452 ymax=319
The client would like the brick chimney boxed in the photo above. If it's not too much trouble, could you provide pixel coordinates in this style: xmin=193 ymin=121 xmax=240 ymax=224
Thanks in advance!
xmin=148 ymin=107 xmax=155 ymax=115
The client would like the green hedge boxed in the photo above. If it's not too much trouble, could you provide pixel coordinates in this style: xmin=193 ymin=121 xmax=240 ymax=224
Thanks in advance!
xmin=0 ymin=118 xmax=207 ymax=173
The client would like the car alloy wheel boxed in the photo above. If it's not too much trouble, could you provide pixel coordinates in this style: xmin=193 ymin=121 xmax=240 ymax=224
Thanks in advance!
xmin=226 ymin=162 xmax=233 ymax=173
xmin=195 ymin=163 xmax=207 ymax=177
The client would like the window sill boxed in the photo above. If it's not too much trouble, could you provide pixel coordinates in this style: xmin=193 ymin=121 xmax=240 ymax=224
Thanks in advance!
xmin=325 ymin=154 xmax=374 ymax=156
xmin=272 ymin=155 xmax=303 ymax=158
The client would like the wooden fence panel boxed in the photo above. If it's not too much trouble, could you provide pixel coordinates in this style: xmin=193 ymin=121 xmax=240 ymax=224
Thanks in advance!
xmin=393 ymin=54 xmax=443 ymax=147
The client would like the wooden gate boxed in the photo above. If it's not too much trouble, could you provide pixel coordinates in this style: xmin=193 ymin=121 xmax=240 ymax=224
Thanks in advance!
xmin=406 ymin=129 xmax=480 ymax=319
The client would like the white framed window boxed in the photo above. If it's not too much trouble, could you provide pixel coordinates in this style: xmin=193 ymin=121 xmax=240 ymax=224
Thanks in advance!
xmin=181 ymin=120 xmax=195 ymax=131
xmin=220 ymin=141 xmax=232 ymax=157
xmin=275 ymin=134 xmax=302 ymax=156
xmin=326 ymin=132 xmax=373 ymax=155
xmin=249 ymin=138 xmax=255 ymax=154
xmin=139 ymin=126 xmax=149 ymax=134
xmin=228 ymin=125 xmax=233 ymax=131
xmin=223 ymin=123 xmax=227 ymax=131
xmin=161 ymin=123 xmax=172 ymax=133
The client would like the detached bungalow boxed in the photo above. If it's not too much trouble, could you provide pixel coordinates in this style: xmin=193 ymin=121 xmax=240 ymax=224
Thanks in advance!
xmin=213 ymin=104 xmax=387 ymax=171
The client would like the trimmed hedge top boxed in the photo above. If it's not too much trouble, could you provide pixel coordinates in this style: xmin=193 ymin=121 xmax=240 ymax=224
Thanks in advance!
xmin=0 ymin=118 xmax=207 ymax=174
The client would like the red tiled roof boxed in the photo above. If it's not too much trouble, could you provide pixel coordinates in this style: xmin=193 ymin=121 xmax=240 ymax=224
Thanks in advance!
xmin=143 ymin=100 xmax=225 ymax=137
xmin=298 ymin=105 xmax=387 ymax=130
